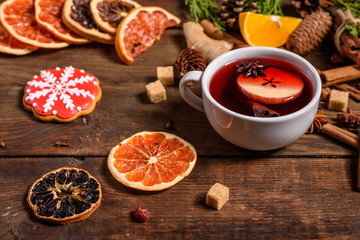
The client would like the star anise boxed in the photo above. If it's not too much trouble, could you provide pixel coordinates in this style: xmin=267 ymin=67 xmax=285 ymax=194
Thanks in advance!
xmin=306 ymin=113 xmax=329 ymax=134
xmin=337 ymin=108 xmax=360 ymax=128
xmin=236 ymin=60 xmax=267 ymax=78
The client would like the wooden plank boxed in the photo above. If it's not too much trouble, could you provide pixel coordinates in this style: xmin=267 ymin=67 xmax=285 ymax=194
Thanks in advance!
xmin=1 ymin=156 xmax=360 ymax=239
xmin=0 ymin=83 xmax=359 ymax=157
xmin=0 ymin=9 xmax=358 ymax=158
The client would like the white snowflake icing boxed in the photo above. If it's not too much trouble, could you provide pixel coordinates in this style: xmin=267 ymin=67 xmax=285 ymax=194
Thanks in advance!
xmin=25 ymin=66 xmax=96 ymax=113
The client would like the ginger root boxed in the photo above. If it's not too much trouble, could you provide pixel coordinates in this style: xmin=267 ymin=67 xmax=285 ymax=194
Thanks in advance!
xmin=183 ymin=22 xmax=233 ymax=63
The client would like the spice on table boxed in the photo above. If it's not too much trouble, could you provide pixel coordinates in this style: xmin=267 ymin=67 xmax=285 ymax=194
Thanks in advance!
xmin=183 ymin=21 xmax=233 ymax=63
xmin=337 ymin=109 xmax=360 ymax=128
xmin=321 ymin=65 xmax=360 ymax=87
xmin=134 ymin=207 xmax=151 ymax=222
xmin=199 ymin=19 xmax=248 ymax=49
xmin=306 ymin=113 xmax=329 ymax=134
xmin=165 ymin=119 xmax=173 ymax=129
xmin=321 ymin=87 xmax=331 ymax=101
xmin=322 ymin=123 xmax=360 ymax=149
xmin=306 ymin=113 xmax=359 ymax=149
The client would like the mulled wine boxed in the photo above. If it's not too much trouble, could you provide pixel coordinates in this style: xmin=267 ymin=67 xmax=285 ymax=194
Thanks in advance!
xmin=209 ymin=57 xmax=314 ymax=117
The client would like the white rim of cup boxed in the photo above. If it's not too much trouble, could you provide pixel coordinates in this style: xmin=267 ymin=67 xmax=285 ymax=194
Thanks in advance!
xmin=202 ymin=47 xmax=322 ymax=123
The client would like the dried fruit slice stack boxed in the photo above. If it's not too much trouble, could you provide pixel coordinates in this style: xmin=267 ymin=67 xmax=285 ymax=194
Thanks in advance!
xmin=0 ymin=0 xmax=180 ymax=60
xmin=27 ymin=167 xmax=102 ymax=225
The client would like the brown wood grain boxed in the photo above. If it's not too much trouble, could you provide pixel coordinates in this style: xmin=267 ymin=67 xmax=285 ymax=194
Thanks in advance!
xmin=0 ymin=30 xmax=358 ymax=157
xmin=1 ymin=157 xmax=360 ymax=240
xmin=1 ymin=0 xmax=360 ymax=238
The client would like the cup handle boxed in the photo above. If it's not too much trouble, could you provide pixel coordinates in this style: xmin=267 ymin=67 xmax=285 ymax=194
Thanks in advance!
xmin=179 ymin=71 xmax=205 ymax=113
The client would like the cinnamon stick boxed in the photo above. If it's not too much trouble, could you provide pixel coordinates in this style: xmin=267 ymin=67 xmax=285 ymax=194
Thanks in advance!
xmin=320 ymin=65 xmax=360 ymax=87
xmin=200 ymin=19 xmax=249 ymax=49
xmin=334 ymin=83 xmax=360 ymax=102
xmin=251 ymin=101 xmax=279 ymax=117
xmin=357 ymin=149 xmax=360 ymax=190
xmin=322 ymin=123 xmax=360 ymax=149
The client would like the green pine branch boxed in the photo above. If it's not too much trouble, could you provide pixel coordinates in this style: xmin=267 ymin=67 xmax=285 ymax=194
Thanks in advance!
xmin=330 ymin=0 xmax=360 ymax=18
xmin=256 ymin=0 xmax=284 ymax=16
xmin=185 ymin=0 xmax=225 ymax=32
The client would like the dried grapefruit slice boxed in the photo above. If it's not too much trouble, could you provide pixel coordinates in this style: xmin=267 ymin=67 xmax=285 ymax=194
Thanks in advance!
xmin=0 ymin=0 xmax=70 ymax=49
xmin=90 ymin=0 xmax=141 ymax=34
xmin=62 ymin=0 xmax=115 ymax=44
xmin=0 ymin=21 xmax=38 ymax=55
xmin=115 ymin=6 xmax=181 ymax=65
xmin=34 ymin=0 xmax=90 ymax=44
xmin=108 ymin=131 xmax=197 ymax=191
xmin=27 ymin=167 xmax=102 ymax=225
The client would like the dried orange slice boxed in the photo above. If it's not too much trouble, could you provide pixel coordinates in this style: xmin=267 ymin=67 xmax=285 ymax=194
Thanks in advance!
xmin=0 ymin=0 xmax=70 ymax=49
xmin=0 ymin=21 xmax=38 ymax=55
xmin=239 ymin=12 xmax=302 ymax=48
xmin=108 ymin=131 xmax=197 ymax=191
xmin=90 ymin=0 xmax=141 ymax=34
xmin=34 ymin=0 xmax=90 ymax=44
xmin=115 ymin=6 xmax=181 ymax=65
xmin=62 ymin=0 xmax=115 ymax=44
xmin=27 ymin=167 xmax=102 ymax=225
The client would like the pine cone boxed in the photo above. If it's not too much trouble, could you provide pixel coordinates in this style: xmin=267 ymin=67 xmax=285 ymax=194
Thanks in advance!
xmin=175 ymin=48 xmax=206 ymax=79
xmin=292 ymin=0 xmax=333 ymax=18
xmin=218 ymin=0 xmax=259 ymax=30
xmin=286 ymin=10 xmax=332 ymax=56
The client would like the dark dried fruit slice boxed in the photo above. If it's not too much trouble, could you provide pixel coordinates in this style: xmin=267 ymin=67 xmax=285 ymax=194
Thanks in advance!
xmin=62 ymin=0 xmax=115 ymax=44
xmin=27 ymin=167 xmax=102 ymax=225
xmin=90 ymin=0 xmax=140 ymax=34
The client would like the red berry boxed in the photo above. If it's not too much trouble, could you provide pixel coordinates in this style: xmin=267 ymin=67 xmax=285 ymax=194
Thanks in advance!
xmin=134 ymin=207 xmax=150 ymax=222
xmin=330 ymin=53 xmax=345 ymax=64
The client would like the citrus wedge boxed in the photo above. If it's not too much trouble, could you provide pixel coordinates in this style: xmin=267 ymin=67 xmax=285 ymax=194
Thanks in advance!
xmin=115 ymin=6 xmax=181 ymax=65
xmin=34 ymin=0 xmax=90 ymax=44
xmin=90 ymin=0 xmax=141 ymax=34
xmin=0 ymin=21 xmax=38 ymax=55
xmin=239 ymin=12 xmax=302 ymax=47
xmin=0 ymin=0 xmax=70 ymax=49
xmin=108 ymin=131 xmax=197 ymax=191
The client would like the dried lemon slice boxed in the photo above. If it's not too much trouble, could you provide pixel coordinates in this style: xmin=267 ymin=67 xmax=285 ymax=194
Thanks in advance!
xmin=27 ymin=167 xmax=102 ymax=225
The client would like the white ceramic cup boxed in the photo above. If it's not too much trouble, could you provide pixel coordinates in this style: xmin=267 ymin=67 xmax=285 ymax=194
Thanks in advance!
xmin=179 ymin=47 xmax=321 ymax=151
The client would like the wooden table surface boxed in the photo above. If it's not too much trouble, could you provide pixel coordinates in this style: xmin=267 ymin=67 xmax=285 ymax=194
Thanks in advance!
xmin=1 ymin=0 xmax=360 ymax=239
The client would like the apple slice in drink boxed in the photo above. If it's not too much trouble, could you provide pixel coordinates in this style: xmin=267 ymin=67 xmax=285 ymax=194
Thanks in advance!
xmin=237 ymin=66 xmax=304 ymax=104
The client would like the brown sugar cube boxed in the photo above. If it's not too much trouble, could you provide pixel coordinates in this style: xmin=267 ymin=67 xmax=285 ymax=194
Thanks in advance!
xmin=206 ymin=183 xmax=229 ymax=210
xmin=328 ymin=89 xmax=349 ymax=112
xmin=146 ymin=80 xmax=167 ymax=103
xmin=157 ymin=66 xmax=174 ymax=86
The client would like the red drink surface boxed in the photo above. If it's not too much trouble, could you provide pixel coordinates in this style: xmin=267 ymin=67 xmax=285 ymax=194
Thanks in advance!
xmin=209 ymin=58 xmax=314 ymax=117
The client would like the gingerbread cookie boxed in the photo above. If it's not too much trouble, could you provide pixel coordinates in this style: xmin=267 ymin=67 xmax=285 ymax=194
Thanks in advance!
xmin=23 ymin=66 xmax=102 ymax=122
